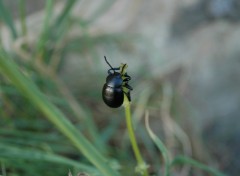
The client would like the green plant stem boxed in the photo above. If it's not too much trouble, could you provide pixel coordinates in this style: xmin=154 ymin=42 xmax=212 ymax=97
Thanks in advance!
xmin=124 ymin=103 xmax=148 ymax=176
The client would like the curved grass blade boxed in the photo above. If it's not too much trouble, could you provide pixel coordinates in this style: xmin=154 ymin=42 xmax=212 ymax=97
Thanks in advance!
xmin=145 ymin=112 xmax=170 ymax=176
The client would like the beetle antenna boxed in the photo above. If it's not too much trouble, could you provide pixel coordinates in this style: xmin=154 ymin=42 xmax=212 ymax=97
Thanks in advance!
xmin=104 ymin=56 xmax=115 ymax=72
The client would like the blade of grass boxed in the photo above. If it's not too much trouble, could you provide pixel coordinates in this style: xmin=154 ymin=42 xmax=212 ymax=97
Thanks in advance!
xmin=38 ymin=0 xmax=78 ymax=63
xmin=171 ymin=155 xmax=227 ymax=176
xmin=19 ymin=0 xmax=27 ymax=36
xmin=0 ymin=162 xmax=6 ymax=176
xmin=145 ymin=111 xmax=170 ymax=176
xmin=87 ymin=0 xmax=117 ymax=24
xmin=0 ymin=0 xmax=17 ymax=39
xmin=0 ymin=129 xmax=75 ymax=152
xmin=0 ymin=144 xmax=97 ymax=173
xmin=35 ymin=0 xmax=54 ymax=55
xmin=0 ymin=49 xmax=119 ymax=176
xmin=51 ymin=0 xmax=76 ymax=44
xmin=54 ymin=0 xmax=77 ymax=28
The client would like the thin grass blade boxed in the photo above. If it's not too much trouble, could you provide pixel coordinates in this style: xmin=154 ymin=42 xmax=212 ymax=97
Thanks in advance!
xmin=0 ymin=144 xmax=97 ymax=173
xmin=0 ymin=0 xmax=17 ymax=39
xmin=145 ymin=112 xmax=170 ymax=176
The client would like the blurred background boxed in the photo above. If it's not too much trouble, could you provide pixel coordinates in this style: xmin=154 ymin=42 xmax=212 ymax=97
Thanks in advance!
xmin=0 ymin=0 xmax=240 ymax=175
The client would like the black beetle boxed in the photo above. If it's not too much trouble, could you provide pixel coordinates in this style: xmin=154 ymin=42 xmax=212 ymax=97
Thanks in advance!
xmin=102 ymin=56 xmax=133 ymax=108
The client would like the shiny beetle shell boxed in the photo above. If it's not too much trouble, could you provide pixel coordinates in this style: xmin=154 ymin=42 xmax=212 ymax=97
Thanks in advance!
xmin=102 ymin=56 xmax=132 ymax=108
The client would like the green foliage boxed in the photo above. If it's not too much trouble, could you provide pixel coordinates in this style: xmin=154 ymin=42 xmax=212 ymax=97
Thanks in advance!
xmin=145 ymin=113 xmax=227 ymax=176
xmin=0 ymin=1 xmax=227 ymax=176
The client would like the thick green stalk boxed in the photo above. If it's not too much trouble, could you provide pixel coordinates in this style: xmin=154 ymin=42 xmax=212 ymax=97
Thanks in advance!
xmin=124 ymin=100 xmax=148 ymax=176
xmin=0 ymin=50 xmax=119 ymax=176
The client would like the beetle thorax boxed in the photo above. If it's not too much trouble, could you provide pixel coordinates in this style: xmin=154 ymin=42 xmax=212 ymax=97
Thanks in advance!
xmin=106 ymin=73 xmax=123 ymax=88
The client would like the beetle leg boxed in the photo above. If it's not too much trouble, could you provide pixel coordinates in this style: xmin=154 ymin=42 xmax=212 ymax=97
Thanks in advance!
xmin=123 ymin=78 xmax=129 ymax=82
xmin=108 ymin=67 xmax=120 ymax=74
xmin=123 ymin=78 xmax=131 ymax=82
xmin=124 ymin=72 xmax=130 ymax=77
xmin=123 ymin=74 xmax=131 ymax=82
xmin=123 ymin=91 xmax=131 ymax=102
xmin=123 ymin=73 xmax=131 ymax=81
xmin=123 ymin=83 xmax=133 ymax=90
